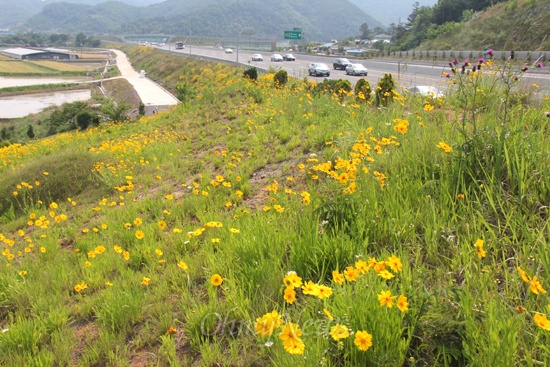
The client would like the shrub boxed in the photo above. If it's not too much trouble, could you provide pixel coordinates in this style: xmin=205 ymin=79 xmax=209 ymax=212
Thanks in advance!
xmin=273 ymin=69 xmax=288 ymax=88
xmin=175 ymin=82 xmax=196 ymax=102
xmin=375 ymin=73 xmax=396 ymax=106
xmin=354 ymin=78 xmax=372 ymax=103
xmin=243 ymin=66 xmax=258 ymax=81
xmin=76 ymin=111 xmax=97 ymax=130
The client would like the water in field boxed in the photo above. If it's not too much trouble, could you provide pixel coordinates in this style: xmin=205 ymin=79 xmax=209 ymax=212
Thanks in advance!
xmin=0 ymin=76 xmax=88 ymax=88
xmin=0 ymin=90 xmax=91 ymax=118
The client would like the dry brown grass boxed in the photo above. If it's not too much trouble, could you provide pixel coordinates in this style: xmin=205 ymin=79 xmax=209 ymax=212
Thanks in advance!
xmin=31 ymin=61 xmax=87 ymax=72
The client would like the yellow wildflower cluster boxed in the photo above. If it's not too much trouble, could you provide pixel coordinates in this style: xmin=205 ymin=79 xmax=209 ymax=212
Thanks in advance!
xmin=307 ymin=129 xmax=399 ymax=191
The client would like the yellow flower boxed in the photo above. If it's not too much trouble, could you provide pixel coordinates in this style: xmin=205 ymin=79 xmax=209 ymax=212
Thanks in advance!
xmin=40 ymin=247 xmax=46 ymax=253
xmin=158 ymin=221 xmax=167 ymax=229
xmin=229 ymin=228 xmax=240 ymax=234
xmin=85 ymin=261 xmax=91 ymax=267
xmin=344 ymin=266 xmax=359 ymax=282
xmin=155 ymin=249 xmax=163 ymax=256
xmin=534 ymin=313 xmax=550 ymax=331
xmin=354 ymin=330 xmax=373 ymax=351
xmin=518 ymin=266 xmax=531 ymax=283
xmin=284 ymin=286 xmax=296 ymax=304
xmin=114 ymin=245 xmax=123 ymax=253
xmin=141 ymin=277 xmax=150 ymax=286
xmin=123 ymin=251 xmax=130 ymax=261
xmin=397 ymin=295 xmax=409 ymax=312
xmin=279 ymin=322 xmax=305 ymax=355
xmin=95 ymin=246 xmax=106 ymax=254
xmin=301 ymin=280 xmax=319 ymax=296
xmin=330 ymin=324 xmax=350 ymax=341
xmin=74 ymin=282 xmax=88 ymax=292
xmin=165 ymin=325 xmax=177 ymax=335
xmin=323 ymin=309 xmax=334 ymax=321
xmin=19 ymin=270 xmax=27 ymax=276
xmin=316 ymin=285 xmax=332 ymax=299
xmin=105 ymin=282 xmax=113 ymax=287
xmin=437 ymin=141 xmax=452 ymax=153
xmin=386 ymin=255 xmax=402 ymax=272
xmin=474 ymin=239 xmax=486 ymax=259
xmin=377 ymin=270 xmax=395 ymax=280
xmin=135 ymin=230 xmax=145 ymax=239
xmin=283 ymin=271 xmax=303 ymax=288
xmin=134 ymin=218 xmax=143 ymax=226
xmin=529 ymin=276 xmax=547 ymax=295
xmin=332 ymin=270 xmax=345 ymax=285
xmin=210 ymin=274 xmax=223 ymax=286
xmin=423 ymin=104 xmax=435 ymax=111
xmin=378 ymin=290 xmax=397 ymax=308
xmin=254 ymin=310 xmax=283 ymax=337
xmin=178 ymin=260 xmax=188 ymax=271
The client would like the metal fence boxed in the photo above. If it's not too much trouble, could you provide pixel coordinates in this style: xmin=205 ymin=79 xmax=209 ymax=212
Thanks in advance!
xmin=389 ymin=50 xmax=549 ymax=63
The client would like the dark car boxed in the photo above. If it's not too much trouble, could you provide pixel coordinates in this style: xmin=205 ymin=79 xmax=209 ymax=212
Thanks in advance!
xmin=333 ymin=58 xmax=352 ymax=70
xmin=283 ymin=53 xmax=296 ymax=61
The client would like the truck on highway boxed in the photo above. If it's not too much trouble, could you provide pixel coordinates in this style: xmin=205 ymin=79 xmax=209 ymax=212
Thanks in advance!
xmin=175 ymin=42 xmax=185 ymax=50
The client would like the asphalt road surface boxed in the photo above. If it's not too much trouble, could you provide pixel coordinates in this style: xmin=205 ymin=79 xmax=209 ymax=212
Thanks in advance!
xmin=155 ymin=44 xmax=550 ymax=95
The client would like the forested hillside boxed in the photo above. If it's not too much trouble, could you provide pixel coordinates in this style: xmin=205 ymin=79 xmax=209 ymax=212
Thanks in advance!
xmin=15 ymin=0 xmax=379 ymax=41
xmin=417 ymin=0 xmax=550 ymax=51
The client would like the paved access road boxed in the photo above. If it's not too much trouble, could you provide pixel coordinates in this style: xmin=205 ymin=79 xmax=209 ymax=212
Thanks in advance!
xmin=156 ymin=45 xmax=550 ymax=94
xmin=111 ymin=49 xmax=179 ymax=108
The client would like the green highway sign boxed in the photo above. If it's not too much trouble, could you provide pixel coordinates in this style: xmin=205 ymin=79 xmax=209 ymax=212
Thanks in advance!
xmin=284 ymin=30 xmax=302 ymax=40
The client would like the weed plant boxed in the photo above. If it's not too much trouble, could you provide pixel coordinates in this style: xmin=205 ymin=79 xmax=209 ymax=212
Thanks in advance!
xmin=0 ymin=46 xmax=549 ymax=366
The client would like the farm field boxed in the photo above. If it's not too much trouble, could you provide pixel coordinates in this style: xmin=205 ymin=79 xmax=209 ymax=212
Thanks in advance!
xmin=0 ymin=46 xmax=549 ymax=366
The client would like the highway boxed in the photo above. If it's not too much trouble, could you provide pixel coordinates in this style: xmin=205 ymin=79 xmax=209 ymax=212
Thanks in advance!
xmin=154 ymin=44 xmax=550 ymax=94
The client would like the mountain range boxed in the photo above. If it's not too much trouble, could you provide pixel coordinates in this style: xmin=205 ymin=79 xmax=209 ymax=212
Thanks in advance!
xmin=6 ymin=0 xmax=384 ymax=41
xmin=1 ymin=0 xmax=438 ymax=39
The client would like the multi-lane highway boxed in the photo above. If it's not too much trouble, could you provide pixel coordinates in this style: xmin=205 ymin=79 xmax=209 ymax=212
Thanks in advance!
xmin=153 ymin=44 xmax=550 ymax=94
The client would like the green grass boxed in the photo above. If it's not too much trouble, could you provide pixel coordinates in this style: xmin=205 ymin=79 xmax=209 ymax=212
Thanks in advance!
xmin=0 ymin=46 xmax=549 ymax=366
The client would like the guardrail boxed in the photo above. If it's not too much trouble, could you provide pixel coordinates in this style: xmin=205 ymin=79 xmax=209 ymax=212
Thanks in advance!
xmin=387 ymin=50 xmax=549 ymax=63
xmin=159 ymin=48 xmax=270 ymax=74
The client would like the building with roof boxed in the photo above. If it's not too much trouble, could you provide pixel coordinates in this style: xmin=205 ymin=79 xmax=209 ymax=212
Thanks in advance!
xmin=0 ymin=47 xmax=78 ymax=60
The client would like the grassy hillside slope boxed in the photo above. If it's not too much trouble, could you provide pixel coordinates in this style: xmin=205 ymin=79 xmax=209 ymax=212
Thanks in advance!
xmin=0 ymin=46 xmax=549 ymax=366
xmin=419 ymin=0 xmax=550 ymax=50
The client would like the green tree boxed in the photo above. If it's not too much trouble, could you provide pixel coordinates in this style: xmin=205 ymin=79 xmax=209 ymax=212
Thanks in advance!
xmin=27 ymin=124 xmax=35 ymax=139
xmin=101 ymin=99 xmax=129 ymax=122
xmin=359 ymin=22 xmax=371 ymax=39
xmin=75 ymin=32 xmax=87 ymax=47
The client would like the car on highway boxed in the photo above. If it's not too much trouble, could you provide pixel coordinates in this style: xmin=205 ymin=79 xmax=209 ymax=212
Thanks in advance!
xmin=333 ymin=58 xmax=352 ymax=70
xmin=308 ymin=63 xmax=330 ymax=77
xmin=271 ymin=54 xmax=284 ymax=62
xmin=345 ymin=63 xmax=368 ymax=76
xmin=252 ymin=53 xmax=263 ymax=61
xmin=283 ymin=53 xmax=296 ymax=61
xmin=406 ymin=86 xmax=444 ymax=98
xmin=225 ymin=48 xmax=233 ymax=54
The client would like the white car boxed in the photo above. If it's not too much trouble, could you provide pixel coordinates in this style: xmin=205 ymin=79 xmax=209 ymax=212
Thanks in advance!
xmin=407 ymin=86 xmax=444 ymax=98
xmin=225 ymin=48 xmax=233 ymax=54
xmin=252 ymin=53 xmax=263 ymax=61
xmin=308 ymin=63 xmax=330 ymax=77
xmin=345 ymin=64 xmax=369 ymax=76
xmin=271 ymin=54 xmax=283 ymax=62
